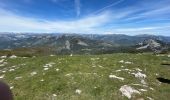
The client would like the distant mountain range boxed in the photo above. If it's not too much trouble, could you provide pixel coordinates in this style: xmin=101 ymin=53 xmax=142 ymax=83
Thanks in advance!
xmin=83 ymin=34 xmax=170 ymax=46
xmin=0 ymin=33 xmax=169 ymax=55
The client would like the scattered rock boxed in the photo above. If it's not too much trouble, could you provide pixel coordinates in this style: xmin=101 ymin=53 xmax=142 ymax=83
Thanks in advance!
xmin=44 ymin=68 xmax=49 ymax=71
xmin=91 ymin=58 xmax=100 ymax=61
xmin=9 ymin=69 xmax=15 ymax=72
xmin=65 ymin=73 xmax=73 ymax=77
xmin=109 ymin=75 xmax=124 ymax=81
xmin=149 ymin=87 xmax=154 ymax=90
xmin=122 ymin=69 xmax=132 ymax=71
xmin=53 ymin=94 xmax=57 ymax=97
xmin=141 ymin=79 xmax=147 ymax=85
xmin=2 ymin=71 xmax=6 ymax=73
xmin=56 ymin=68 xmax=60 ymax=71
xmin=70 ymin=54 xmax=73 ymax=56
xmin=139 ymin=89 xmax=147 ymax=92
xmin=10 ymin=55 xmax=17 ymax=59
xmin=75 ymin=89 xmax=82 ymax=94
xmin=11 ymin=66 xmax=16 ymax=68
xmin=43 ymin=65 xmax=48 ymax=68
xmin=30 ymin=72 xmax=37 ymax=76
xmin=155 ymin=73 xmax=159 ymax=76
xmin=0 ymin=74 xmax=5 ymax=79
xmin=115 ymin=70 xmax=122 ymax=72
xmin=119 ymin=85 xmax=141 ymax=99
xmin=98 ymin=65 xmax=103 ymax=68
xmin=0 ymin=59 xmax=5 ymax=63
xmin=10 ymin=86 xmax=14 ymax=89
xmin=44 ymin=62 xmax=55 ymax=68
xmin=119 ymin=60 xmax=133 ymax=64
xmin=121 ymin=66 xmax=124 ymax=68
xmin=0 ymin=62 xmax=8 ymax=67
xmin=125 ymin=61 xmax=133 ymax=64
xmin=50 ymin=55 xmax=55 ymax=57
xmin=147 ymin=97 xmax=154 ymax=100
xmin=0 ymin=56 xmax=7 ymax=59
xmin=133 ymin=72 xmax=146 ymax=79
xmin=135 ymin=68 xmax=142 ymax=72
xmin=15 ymin=76 xmax=22 ymax=80
xmin=119 ymin=60 xmax=124 ymax=63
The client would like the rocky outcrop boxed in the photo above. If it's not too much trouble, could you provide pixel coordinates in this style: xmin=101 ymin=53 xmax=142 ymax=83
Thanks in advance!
xmin=136 ymin=39 xmax=168 ymax=54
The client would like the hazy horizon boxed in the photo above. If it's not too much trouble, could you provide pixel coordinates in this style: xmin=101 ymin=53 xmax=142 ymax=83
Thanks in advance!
xmin=1 ymin=32 xmax=170 ymax=37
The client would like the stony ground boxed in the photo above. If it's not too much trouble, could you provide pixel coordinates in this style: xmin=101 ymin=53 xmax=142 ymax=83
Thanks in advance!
xmin=0 ymin=53 xmax=170 ymax=100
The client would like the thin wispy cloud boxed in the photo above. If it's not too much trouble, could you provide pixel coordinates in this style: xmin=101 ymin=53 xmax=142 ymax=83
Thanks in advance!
xmin=74 ymin=0 xmax=81 ymax=17
xmin=125 ymin=6 xmax=170 ymax=22
xmin=0 ymin=8 xmax=111 ymax=33
xmin=92 ymin=0 xmax=125 ymax=14
xmin=124 ymin=1 xmax=170 ymax=20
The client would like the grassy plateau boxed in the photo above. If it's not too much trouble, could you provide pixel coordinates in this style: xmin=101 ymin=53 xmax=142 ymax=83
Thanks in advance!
xmin=0 ymin=53 xmax=170 ymax=100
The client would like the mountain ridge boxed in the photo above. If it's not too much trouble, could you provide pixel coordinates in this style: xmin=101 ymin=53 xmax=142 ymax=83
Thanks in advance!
xmin=0 ymin=33 xmax=169 ymax=55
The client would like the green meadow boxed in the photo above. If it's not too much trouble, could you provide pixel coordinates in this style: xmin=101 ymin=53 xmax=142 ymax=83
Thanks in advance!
xmin=0 ymin=53 xmax=170 ymax=100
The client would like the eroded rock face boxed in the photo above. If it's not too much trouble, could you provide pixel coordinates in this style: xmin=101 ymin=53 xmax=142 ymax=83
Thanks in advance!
xmin=77 ymin=40 xmax=88 ymax=46
xmin=137 ymin=39 xmax=161 ymax=49
xmin=65 ymin=40 xmax=71 ymax=50
xmin=136 ymin=39 xmax=167 ymax=53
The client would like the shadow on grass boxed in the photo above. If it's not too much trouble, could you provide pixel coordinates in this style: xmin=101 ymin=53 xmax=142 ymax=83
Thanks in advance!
xmin=161 ymin=63 xmax=170 ymax=66
xmin=157 ymin=77 xmax=170 ymax=84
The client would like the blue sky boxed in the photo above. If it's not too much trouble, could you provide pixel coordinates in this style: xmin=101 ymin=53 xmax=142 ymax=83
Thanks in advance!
xmin=0 ymin=0 xmax=170 ymax=36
